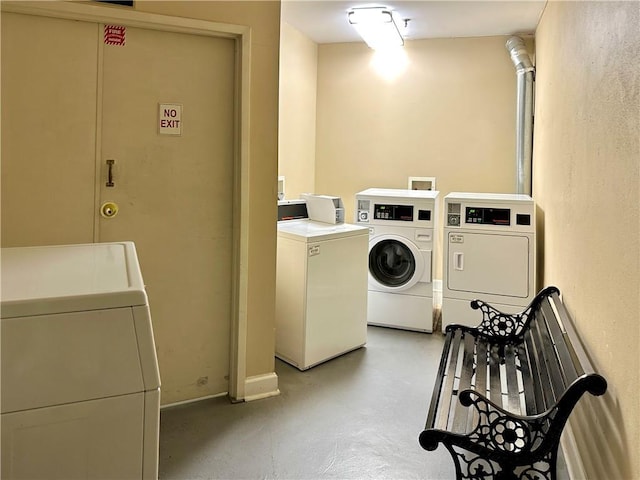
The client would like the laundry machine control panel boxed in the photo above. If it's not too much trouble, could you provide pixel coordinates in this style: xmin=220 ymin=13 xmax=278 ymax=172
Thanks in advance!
xmin=355 ymin=188 xmax=438 ymax=228
xmin=371 ymin=203 xmax=432 ymax=222
xmin=465 ymin=207 xmax=510 ymax=225
xmin=445 ymin=193 xmax=534 ymax=233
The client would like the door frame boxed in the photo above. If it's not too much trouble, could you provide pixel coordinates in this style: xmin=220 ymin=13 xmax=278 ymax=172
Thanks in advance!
xmin=1 ymin=1 xmax=251 ymax=401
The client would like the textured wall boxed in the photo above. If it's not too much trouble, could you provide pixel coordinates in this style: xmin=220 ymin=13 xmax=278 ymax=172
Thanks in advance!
xmin=534 ymin=2 xmax=639 ymax=478
xmin=278 ymin=22 xmax=318 ymax=200
xmin=316 ymin=37 xmax=518 ymax=213
xmin=315 ymin=36 xmax=519 ymax=278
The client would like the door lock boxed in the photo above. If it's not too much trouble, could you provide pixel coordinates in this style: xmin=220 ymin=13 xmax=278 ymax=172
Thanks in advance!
xmin=100 ymin=201 xmax=119 ymax=218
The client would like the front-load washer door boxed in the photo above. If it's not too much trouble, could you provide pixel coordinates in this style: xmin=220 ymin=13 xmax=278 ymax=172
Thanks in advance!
xmin=368 ymin=234 xmax=425 ymax=292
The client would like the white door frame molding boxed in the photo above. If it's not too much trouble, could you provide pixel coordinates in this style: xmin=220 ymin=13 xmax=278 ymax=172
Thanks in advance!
xmin=1 ymin=1 xmax=251 ymax=402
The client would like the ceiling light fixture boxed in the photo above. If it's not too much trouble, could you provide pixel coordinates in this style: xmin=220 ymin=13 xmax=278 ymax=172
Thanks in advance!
xmin=348 ymin=6 xmax=404 ymax=51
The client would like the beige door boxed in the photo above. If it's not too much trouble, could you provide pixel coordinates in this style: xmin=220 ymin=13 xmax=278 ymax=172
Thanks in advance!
xmin=1 ymin=13 xmax=97 ymax=247
xmin=1 ymin=14 xmax=235 ymax=404
xmin=98 ymin=26 xmax=235 ymax=403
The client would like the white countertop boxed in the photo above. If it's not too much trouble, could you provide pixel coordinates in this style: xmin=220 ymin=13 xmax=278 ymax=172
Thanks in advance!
xmin=1 ymin=242 xmax=147 ymax=318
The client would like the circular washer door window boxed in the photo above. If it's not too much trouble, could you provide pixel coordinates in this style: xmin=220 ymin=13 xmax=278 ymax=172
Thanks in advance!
xmin=369 ymin=239 xmax=416 ymax=287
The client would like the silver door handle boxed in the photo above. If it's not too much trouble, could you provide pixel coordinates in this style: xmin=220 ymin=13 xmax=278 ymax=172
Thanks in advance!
xmin=454 ymin=252 xmax=464 ymax=271
xmin=106 ymin=159 xmax=115 ymax=187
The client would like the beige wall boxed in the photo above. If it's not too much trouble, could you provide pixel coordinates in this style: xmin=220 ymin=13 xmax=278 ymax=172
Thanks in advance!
xmin=1 ymin=1 xmax=280 ymax=399
xmin=534 ymin=2 xmax=639 ymax=478
xmin=281 ymin=12 xmax=640 ymax=476
xmin=119 ymin=1 xmax=282 ymax=381
xmin=278 ymin=21 xmax=317 ymax=200
xmin=315 ymin=36 xmax=521 ymax=277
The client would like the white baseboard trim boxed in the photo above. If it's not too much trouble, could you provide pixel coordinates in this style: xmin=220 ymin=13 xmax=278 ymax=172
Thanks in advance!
xmin=160 ymin=391 xmax=227 ymax=410
xmin=160 ymin=373 xmax=280 ymax=408
xmin=244 ymin=372 xmax=280 ymax=402
xmin=561 ymin=421 xmax=587 ymax=480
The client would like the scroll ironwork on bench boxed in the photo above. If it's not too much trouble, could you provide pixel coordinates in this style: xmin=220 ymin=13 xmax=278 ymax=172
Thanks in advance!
xmin=419 ymin=286 xmax=607 ymax=480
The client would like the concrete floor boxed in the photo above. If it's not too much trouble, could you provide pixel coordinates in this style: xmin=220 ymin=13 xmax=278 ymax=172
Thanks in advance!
xmin=159 ymin=326 xmax=569 ymax=479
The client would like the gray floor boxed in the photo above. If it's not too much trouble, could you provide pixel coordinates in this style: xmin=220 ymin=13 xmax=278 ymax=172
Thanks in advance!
xmin=159 ymin=326 xmax=568 ymax=479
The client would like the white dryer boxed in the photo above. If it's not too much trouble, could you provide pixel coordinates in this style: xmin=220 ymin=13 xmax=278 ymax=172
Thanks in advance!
xmin=442 ymin=192 xmax=536 ymax=329
xmin=1 ymin=242 xmax=161 ymax=480
xmin=355 ymin=188 xmax=439 ymax=332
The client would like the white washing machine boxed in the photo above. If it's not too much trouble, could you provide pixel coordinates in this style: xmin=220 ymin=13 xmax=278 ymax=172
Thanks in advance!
xmin=1 ymin=242 xmax=161 ymax=480
xmin=276 ymin=219 xmax=369 ymax=370
xmin=442 ymin=192 xmax=536 ymax=329
xmin=355 ymin=188 xmax=439 ymax=332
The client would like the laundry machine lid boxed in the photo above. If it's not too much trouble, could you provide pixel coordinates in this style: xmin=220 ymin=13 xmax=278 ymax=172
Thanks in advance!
xmin=277 ymin=219 xmax=369 ymax=242
xmin=1 ymin=242 xmax=148 ymax=318
xmin=444 ymin=192 xmax=533 ymax=204
xmin=356 ymin=188 xmax=439 ymax=200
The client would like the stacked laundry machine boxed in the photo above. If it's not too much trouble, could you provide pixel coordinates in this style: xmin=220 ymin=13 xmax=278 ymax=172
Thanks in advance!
xmin=355 ymin=188 xmax=439 ymax=332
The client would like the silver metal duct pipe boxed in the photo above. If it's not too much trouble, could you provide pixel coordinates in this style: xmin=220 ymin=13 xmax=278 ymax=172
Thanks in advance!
xmin=506 ymin=36 xmax=535 ymax=195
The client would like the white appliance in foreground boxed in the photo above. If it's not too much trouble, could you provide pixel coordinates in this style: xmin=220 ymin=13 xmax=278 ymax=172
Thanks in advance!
xmin=276 ymin=220 xmax=369 ymax=370
xmin=1 ymin=242 xmax=161 ymax=480
xmin=355 ymin=188 xmax=439 ymax=332
xmin=442 ymin=192 xmax=536 ymax=329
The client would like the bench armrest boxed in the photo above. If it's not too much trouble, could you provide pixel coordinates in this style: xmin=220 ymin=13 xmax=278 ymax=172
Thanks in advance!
xmin=420 ymin=375 xmax=607 ymax=463
xmin=458 ymin=389 xmax=541 ymax=423
xmin=457 ymin=389 xmax=551 ymax=457
xmin=419 ymin=388 xmax=552 ymax=461
xmin=469 ymin=286 xmax=560 ymax=342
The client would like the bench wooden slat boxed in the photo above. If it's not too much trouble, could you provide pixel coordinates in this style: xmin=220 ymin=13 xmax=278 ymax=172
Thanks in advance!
xmin=549 ymin=292 xmax=592 ymax=376
xmin=475 ymin=340 xmax=488 ymax=398
xmin=471 ymin=339 xmax=488 ymax=432
xmin=528 ymin=319 xmax=556 ymax=411
xmin=504 ymin=343 xmax=522 ymax=414
xmin=541 ymin=298 xmax=579 ymax=383
xmin=517 ymin=339 xmax=538 ymax=415
xmin=425 ymin=330 xmax=456 ymax=430
xmin=436 ymin=329 xmax=464 ymax=430
xmin=537 ymin=308 xmax=568 ymax=405
xmin=452 ymin=333 xmax=476 ymax=433
xmin=522 ymin=328 xmax=546 ymax=414
xmin=488 ymin=344 xmax=503 ymax=408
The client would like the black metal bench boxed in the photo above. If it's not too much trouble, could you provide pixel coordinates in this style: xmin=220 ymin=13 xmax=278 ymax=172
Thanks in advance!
xmin=419 ymin=286 xmax=607 ymax=480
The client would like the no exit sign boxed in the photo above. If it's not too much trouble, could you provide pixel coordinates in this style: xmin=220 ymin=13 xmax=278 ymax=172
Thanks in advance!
xmin=158 ymin=104 xmax=182 ymax=136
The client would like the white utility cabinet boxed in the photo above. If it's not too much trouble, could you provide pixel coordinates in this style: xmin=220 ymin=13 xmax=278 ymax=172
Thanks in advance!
xmin=1 ymin=242 xmax=161 ymax=480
